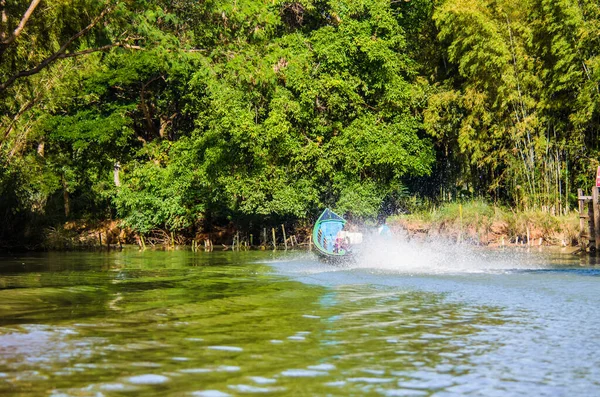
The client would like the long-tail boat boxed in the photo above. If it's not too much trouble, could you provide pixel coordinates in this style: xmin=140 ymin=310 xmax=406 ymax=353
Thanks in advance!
xmin=312 ymin=208 xmax=359 ymax=262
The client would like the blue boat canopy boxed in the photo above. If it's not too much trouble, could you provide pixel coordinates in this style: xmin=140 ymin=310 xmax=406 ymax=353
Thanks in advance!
xmin=312 ymin=208 xmax=347 ymax=257
xmin=318 ymin=208 xmax=345 ymax=222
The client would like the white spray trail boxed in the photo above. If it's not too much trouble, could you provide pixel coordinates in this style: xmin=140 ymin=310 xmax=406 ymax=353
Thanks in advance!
xmin=351 ymin=233 xmax=551 ymax=274
xmin=269 ymin=234 xmax=556 ymax=276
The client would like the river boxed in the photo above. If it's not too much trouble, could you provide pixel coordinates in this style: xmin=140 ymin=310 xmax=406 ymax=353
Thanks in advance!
xmin=0 ymin=242 xmax=599 ymax=396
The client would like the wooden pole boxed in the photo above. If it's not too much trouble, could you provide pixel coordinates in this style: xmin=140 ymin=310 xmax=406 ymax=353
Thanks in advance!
xmin=272 ymin=228 xmax=277 ymax=250
xmin=309 ymin=235 xmax=312 ymax=251
xmin=594 ymin=187 xmax=600 ymax=252
xmin=282 ymin=224 xmax=288 ymax=250
xmin=589 ymin=198 xmax=596 ymax=251
xmin=140 ymin=235 xmax=146 ymax=250
xmin=578 ymin=188 xmax=586 ymax=248
xmin=457 ymin=204 xmax=462 ymax=244
xmin=250 ymin=234 xmax=253 ymax=247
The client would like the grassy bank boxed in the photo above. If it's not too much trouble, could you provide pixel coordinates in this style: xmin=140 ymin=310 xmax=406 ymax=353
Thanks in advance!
xmin=26 ymin=200 xmax=582 ymax=251
xmin=388 ymin=200 xmax=580 ymax=247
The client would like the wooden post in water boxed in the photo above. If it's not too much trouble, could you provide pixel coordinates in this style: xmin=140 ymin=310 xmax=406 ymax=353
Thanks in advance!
xmin=589 ymin=198 xmax=596 ymax=252
xmin=578 ymin=188 xmax=586 ymax=248
xmin=282 ymin=224 xmax=287 ymax=250
xmin=272 ymin=228 xmax=277 ymax=250
xmin=457 ymin=204 xmax=463 ymax=244
xmin=593 ymin=187 xmax=600 ymax=252
xmin=309 ymin=235 xmax=312 ymax=251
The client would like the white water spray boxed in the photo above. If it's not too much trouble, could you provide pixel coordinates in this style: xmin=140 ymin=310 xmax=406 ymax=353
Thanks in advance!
xmin=352 ymin=234 xmax=550 ymax=274
xmin=273 ymin=234 xmax=555 ymax=276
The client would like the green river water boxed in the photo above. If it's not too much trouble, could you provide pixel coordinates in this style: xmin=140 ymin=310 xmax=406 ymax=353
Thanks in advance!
xmin=0 ymin=245 xmax=599 ymax=396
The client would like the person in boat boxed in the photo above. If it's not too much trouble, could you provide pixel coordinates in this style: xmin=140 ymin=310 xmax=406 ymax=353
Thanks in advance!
xmin=334 ymin=228 xmax=357 ymax=253
xmin=333 ymin=235 xmax=342 ymax=253
xmin=333 ymin=232 xmax=349 ymax=253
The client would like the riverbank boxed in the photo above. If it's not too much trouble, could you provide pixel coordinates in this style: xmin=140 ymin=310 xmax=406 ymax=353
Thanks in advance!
xmin=388 ymin=201 xmax=580 ymax=248
xmin=0 ymin=201 xmax=583 ymax=252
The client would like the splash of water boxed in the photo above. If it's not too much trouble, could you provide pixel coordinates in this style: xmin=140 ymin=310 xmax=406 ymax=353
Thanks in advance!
xmin=352 ymin=235 xmax=549 ymax=274
xmin=272 ymin=234 xmax=553 ymax=276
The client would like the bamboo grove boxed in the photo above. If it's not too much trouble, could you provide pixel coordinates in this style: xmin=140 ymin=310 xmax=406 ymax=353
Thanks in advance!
xmin=0 ymin=0 xmax=599 ymax=243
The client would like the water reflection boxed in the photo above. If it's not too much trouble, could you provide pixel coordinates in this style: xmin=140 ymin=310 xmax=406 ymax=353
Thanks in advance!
xmin=0 ymin=250 xmax=598 ymax=396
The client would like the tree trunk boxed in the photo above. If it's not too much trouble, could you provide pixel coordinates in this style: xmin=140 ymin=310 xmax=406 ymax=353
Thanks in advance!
xmin=62 ymin=178 xmax=70 ymax=218
xmin=113 ymin=161 xmax=121 ymax=187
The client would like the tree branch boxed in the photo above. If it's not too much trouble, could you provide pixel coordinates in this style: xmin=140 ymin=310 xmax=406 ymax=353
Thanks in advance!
xmin=2 ymin=97 xmax=36 ymax=142
xmin=0 ymin=4 xmax=114 ymax=93
xmin=0 ymin=0 xmax=41 ymax=49
xmin=55 ymin=41 xmax=141 ymax=59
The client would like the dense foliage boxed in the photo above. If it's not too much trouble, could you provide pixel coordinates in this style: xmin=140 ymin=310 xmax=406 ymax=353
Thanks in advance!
xmin=0 ymin=0 xmax=598 ymax=243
